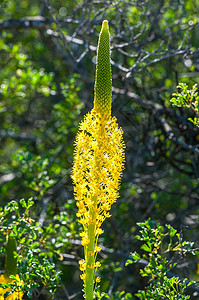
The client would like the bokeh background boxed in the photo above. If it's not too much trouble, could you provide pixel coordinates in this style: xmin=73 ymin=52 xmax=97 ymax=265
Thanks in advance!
xmin=0 ymin=0 xmax=199 ymax=299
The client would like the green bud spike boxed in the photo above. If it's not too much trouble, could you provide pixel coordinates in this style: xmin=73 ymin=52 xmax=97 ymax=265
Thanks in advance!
xmin=4 ymin=232 xmax=17 ymax=278
xmin=94 ymin=20 xmax=112 ymax=118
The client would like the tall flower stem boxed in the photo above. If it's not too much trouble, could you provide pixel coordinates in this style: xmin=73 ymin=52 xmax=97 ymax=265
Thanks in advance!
xmin=85 ymin=133 xmax=103 ymax=299
xmin=85 ymin=212 xmax=95 ymax=299
xmin=72 ymin=20 xmax=125 ymax=300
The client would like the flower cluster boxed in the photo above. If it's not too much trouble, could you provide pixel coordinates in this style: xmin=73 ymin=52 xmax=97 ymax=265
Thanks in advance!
xmin=72 ymin=109 xmax=125 ymax=283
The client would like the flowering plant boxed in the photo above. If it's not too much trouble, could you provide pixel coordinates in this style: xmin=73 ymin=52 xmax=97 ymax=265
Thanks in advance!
xmin=72 ymin=20 xmax=125 ymax=300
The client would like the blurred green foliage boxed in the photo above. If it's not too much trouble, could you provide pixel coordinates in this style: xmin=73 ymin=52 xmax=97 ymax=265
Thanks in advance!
xmin=0 ymin=0 xmax=199 ymax=299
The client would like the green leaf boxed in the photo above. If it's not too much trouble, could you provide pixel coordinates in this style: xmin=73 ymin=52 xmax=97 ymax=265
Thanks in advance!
xmin=20 ymin=198 xmax=27 ymax=208
xmin=27 ymin=290 xmax=33 ymax=298
xmin=141 ymin=243 xmax=151 ymax=252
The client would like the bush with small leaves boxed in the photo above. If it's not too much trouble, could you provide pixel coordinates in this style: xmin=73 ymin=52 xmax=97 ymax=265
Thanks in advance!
xmin=0 ymin=199 xmax=61 ymax=298
xmin=171 ymin=83 xmax=199 ymax=127
xmin=126 ymin=219 xmax=197 ymax=300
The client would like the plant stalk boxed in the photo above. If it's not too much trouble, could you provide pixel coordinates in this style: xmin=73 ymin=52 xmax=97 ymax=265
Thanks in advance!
xmin=85 ymin=221 xmax=95 ymax=300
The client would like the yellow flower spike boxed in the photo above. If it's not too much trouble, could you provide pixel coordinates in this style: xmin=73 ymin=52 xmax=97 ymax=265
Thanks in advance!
xmin=72 ymin=20 xmax=125 ymax=300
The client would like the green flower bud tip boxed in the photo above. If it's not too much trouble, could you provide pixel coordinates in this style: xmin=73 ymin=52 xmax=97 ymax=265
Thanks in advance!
xmin=94 ymin=20 xmax=112 ymax=118
xmin=4 ymin=233 xmax=17 ymax=278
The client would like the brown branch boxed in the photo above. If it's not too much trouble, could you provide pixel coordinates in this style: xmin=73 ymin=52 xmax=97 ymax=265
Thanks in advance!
xmin=0 ymin=129 xmax=36 ymax=143
xmin=0 ymin=16 xmax=78 ymax=31
xmin=113 ymin=87 xmax=199 ymax=155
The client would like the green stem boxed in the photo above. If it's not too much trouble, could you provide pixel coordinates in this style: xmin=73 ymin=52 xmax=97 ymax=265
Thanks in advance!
xmin=85 ymin=221 xmax=95 ymax=300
